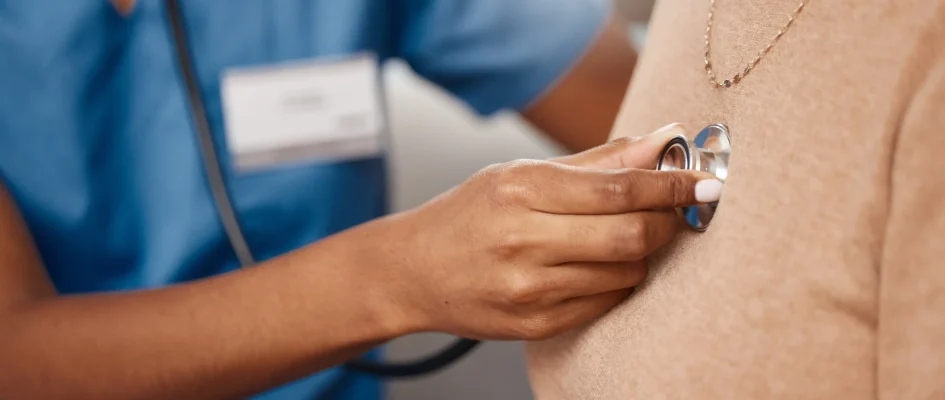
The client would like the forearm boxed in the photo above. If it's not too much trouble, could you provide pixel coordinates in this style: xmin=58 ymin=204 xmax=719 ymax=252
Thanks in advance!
xmin=0 ymin=219 xmax=411 ymax=400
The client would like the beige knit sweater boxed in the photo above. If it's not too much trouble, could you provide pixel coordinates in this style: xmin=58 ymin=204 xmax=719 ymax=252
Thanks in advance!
xmin=526 ymin=0 xmax=945 ymax=399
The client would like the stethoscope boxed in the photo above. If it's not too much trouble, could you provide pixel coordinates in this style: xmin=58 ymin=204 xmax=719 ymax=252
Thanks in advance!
xmin=163 ymin=0 xmax=480 ymax=378
xmin=163 ymin=0 xmax=733 ymax=379
xmin=656 ymin=124 xmax=732 ymax=231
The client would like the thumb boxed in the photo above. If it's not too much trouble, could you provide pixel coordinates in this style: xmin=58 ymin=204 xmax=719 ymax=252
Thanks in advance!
xmin=554 ymin=123 xmax=687 ymax=170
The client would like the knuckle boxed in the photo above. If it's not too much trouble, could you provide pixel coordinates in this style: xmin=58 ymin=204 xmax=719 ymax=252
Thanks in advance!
xmin=664 ymin=172 xmax=690 ymax=206
xmin=505 ymin=159 xmax=545 ymax=177
xmin=608 ymin=136 xmax=636 ymax=146
xmin=503 ymin=271 xmax=544 ymax=306
xmin=614 ymin=217 xmax=649 ymax=260
xmin=598 ymin=174 xmax=632 ymax=205
xmin=599 ymin=136 xmax=636 ymax=155
xmin=493 ymin=180 xmax=532 ymax=206
xmin=488 ymin=160 xmax=541 ymax=205
xmin=492 ymin=231 xmax=529 ymax=260
xmin=475 ymin=162 xmax=509 ymax=183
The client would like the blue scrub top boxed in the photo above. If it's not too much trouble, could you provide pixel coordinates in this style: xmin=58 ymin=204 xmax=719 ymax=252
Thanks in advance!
xmin=0 ymin=0 xmax=608 ymax=399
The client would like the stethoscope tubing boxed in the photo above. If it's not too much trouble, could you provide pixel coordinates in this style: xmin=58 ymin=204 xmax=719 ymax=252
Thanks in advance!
xmin=164 ymin=0 xmax=480 ymax=378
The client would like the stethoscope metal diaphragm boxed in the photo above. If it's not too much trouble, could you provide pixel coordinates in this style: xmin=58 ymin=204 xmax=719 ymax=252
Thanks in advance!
xmin=656 ymin=124 xmax=732 ymax=231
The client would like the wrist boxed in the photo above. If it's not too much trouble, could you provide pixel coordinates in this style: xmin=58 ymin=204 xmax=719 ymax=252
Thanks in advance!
xmin=327 ymin=212 xmax=431 ymax=338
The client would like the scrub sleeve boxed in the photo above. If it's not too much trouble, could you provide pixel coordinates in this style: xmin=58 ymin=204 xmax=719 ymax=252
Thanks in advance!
xmin=396 ymin=0 xmax=612 ymax=115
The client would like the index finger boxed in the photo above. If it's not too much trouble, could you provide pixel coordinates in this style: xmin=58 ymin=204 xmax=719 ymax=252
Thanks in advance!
xmin=525 ymin=165 xmax=721 ymax=215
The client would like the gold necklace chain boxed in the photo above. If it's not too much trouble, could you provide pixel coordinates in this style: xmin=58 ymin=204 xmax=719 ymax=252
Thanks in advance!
xmin=704 ymin=0 xmax=809 ymax=88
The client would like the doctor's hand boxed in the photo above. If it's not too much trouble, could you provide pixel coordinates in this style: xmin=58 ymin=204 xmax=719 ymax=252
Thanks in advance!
xmin=361 ymin=124 xmax=723 ymax=341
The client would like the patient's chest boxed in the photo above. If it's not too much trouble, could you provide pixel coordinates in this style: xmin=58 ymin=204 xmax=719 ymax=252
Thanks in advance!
xmin=526 ymin=0 xmax=935 ymax=398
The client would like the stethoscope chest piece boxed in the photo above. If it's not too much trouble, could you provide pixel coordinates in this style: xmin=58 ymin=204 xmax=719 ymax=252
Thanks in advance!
xmin=656 ymin=124 xmax=732 ymax=231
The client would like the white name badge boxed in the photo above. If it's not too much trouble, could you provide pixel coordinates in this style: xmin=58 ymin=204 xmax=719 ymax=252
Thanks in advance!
xmin=220 ymin=53 xmax=386 ymax=172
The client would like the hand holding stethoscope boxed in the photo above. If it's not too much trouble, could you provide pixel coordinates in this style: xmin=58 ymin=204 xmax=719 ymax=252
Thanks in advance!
xmin=350 ymin=123 xmax=721 ymax=341
xmin=166 ymin=0 xmax=725 ymax=377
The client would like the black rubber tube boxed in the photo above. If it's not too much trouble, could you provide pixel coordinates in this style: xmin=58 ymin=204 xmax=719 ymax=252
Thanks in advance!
xmin=345 ymin=339 xmax=482 ymax=378
xmin=165 ymin=0 xmax=482 ymax=379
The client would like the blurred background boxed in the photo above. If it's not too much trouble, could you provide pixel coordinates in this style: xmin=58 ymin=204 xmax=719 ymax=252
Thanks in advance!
xmin=383 ymin=1 xmax=653 ymax=398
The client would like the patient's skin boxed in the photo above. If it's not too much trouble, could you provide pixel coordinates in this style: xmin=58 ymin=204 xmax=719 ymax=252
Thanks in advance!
xmin=525 ymin=0 xmax=945 ymax=399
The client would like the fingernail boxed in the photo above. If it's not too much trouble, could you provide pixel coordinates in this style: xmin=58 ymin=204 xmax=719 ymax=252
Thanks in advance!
xmin=695 ymin=179 xmax=723 ymax=203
